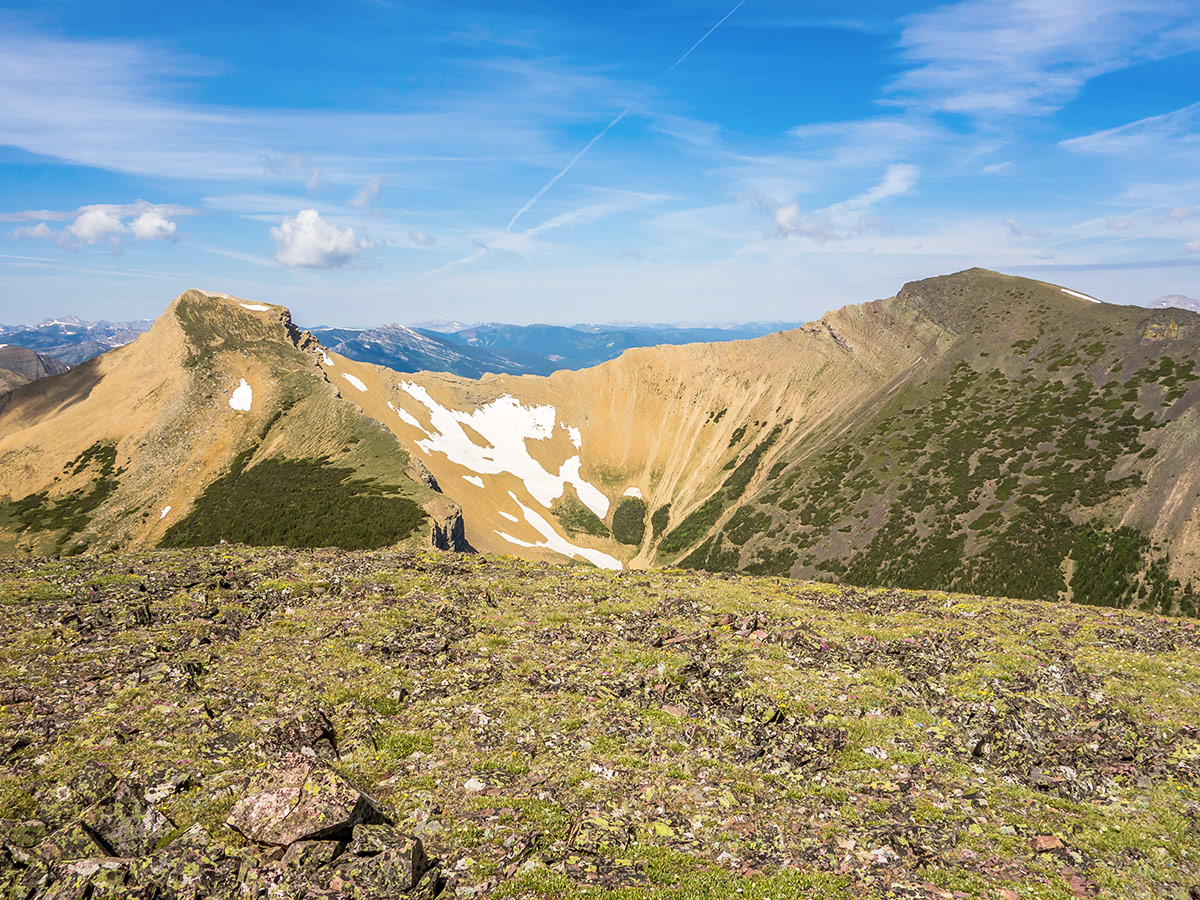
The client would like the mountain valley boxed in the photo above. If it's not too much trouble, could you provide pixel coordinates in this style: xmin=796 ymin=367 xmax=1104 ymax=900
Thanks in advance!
xmin=2 ymin=270 xmax=1199 ymax=617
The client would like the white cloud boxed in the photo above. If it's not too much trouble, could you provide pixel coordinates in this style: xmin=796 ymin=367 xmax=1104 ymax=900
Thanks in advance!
xmin=68 ymin=208 xmax=126 ymax=245
xmin=12 ymin=223 xmax=53 ymax=240
xmin=981 ymin=161 xmax=1012 ymax=174
xmin=348 ymin=175 xmax=386 ymax=208
xmin=4 ymin=201 xmax=185 ymax=251
xmin=1187 ymin=239 xmax=1200 ymax=254
xmin=768 ymin=164 xmax=917 ymax=243
xmin=889 ymin=0 xmax=1200 ymax=117
xmin=129 ymin=211 xmax=178 ymax=241
xmin=1108 ymin=219 xmax=1132 ymax=230
xmin=844 ymin=163 xmax=919 ymax=209
xmin=1063 ymin=102 xmax=1200 ymax=157
xmin=270 ymin=209 xmax=371 ymax=268
xmin=409 ymin=230 xmax=436 ymax=247
xmin=1003 ymin=217 xmax=1047 ymax=238
xmin=1167 ymin=206 xmax=1197 ymax=221
xmin=0 ymin=30 xmax=625 ymax=183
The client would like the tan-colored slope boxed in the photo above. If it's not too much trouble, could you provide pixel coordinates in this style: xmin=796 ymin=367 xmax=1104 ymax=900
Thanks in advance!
xmin=0 ymin=291 xmax=441 ymax=555
xmin=322 ymin=295 xmax=951 ymax=565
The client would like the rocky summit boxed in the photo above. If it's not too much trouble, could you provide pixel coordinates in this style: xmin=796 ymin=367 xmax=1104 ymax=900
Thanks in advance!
xmin=2 ymin=547 xmax=1199 ymax=898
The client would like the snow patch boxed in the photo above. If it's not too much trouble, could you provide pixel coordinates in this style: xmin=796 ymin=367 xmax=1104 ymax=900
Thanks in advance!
xmin=1061 ymin=288 xmax=1101 ymax=304
xmin=564 ymin=424 xmax=582 ymax=448
xmin=398 ymin=382 xmax=610 ymax=518
xmin=623 ymin=487 xmax=643 ymax=498
xmin=392 ymin=403 xmax=422 ymax=429
xmin=159 ymin=506 xmax=171 ymax=520
xmin=495 ymin=491 xmax=622 ymax=570
xmin=498 ymin=510 xmax=519 ymax=523
xmin=239 ymin=303 xmax=270 ymax=312
xmin=342 ymin=373 xmax=368 ymax=392
xmin=321 ymin=351 xmax=333 ymax=366
xmin=229 ymin=379 xmax=253 ymax=412
xmin=463 ymin=475 xmax=485 ymax=488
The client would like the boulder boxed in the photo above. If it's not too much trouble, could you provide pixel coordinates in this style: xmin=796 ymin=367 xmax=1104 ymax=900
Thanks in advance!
xmin=282 ymin=839 xmax=342 ymax=871
xmin=132 ymin=823 xmax=242 ymax=900
xmin=79 ymin=780 xmax=173 ymax=857
xmin=225 ymin=756 xmax=382 ymax=846
xmin=334 ymin=846 xmax=430 ymax=896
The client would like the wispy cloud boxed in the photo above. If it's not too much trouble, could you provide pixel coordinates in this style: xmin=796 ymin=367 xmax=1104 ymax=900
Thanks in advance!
xmin=888 ymin=0 xmax=1200 ymax=117
xmin=505 ymin=0 xmax=748 ymax=231
xmin=348 ymin=175 xmax=386 ymax=208
xmin=760 ymin=164 xmax=919 ymax=243
xmin=1061 ymin=101 xmax=1200 ymax=157
xmin=0 ymin=30 xmax=624 ymax=182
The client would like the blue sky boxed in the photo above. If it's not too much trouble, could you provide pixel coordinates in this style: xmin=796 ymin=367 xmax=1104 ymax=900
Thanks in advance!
xmin=1 ymin=0 xmax=1198 ymax=326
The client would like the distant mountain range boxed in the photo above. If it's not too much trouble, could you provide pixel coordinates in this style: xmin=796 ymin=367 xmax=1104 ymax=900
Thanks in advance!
xmin=0 ymin=316 xmax=152 ymax=366
xmin=1 ymin=314 xmax=801 ymax=378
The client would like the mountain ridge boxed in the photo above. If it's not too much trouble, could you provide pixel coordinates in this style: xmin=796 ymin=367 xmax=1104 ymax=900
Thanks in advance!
xmin=3 ymin=269 xmax=1199 ymax=616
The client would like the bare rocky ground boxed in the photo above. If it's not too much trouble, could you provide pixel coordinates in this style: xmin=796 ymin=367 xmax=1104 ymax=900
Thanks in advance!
xmin=1 ymin=548 xmax=1199 ymax=899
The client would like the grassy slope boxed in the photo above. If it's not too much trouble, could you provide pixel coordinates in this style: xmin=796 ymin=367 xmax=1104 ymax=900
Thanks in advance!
xmin=2 ymin=548 xmax=1198 ymax=898
xmin=676 ymin=270 xmax=1200 ymax=615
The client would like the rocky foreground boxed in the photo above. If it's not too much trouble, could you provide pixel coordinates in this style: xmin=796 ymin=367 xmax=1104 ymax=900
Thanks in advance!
xmin=1 ymin=549 xmax=1198 ymax=899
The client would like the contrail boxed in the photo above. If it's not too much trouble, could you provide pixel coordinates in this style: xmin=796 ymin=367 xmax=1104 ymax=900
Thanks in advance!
xmin=667 ymin=0 xmax=748 ymax=72
xmin=507 ymin=108 xmax=630 ymax=232
xmin=506 ymin=0 xmax=748 ymax=232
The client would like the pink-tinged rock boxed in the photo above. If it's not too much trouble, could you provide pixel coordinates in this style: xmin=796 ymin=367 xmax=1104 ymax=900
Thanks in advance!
xmin=226 ymin=756 xmax=381 ymax=846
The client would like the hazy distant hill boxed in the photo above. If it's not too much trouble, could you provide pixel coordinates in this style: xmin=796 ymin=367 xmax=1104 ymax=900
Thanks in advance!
xmin=313 ymin=320 xmax=801 ymax=377
xmin=309 ymin=323 xmax=544 ymax=379
xmin=442 ymin=321 xmax=793 ymax=374
xmin=1148 ymin=293 xmax=1200 ymax=313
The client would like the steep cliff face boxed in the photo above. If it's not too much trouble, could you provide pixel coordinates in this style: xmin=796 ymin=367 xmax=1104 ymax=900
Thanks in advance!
xmin=0 ymin=345 xmax=70 ymax=396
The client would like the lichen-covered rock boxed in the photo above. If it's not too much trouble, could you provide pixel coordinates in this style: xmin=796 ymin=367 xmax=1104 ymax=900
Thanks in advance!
xmin=347 ymin=823 xmax=422 ymax=862
xmin=266 ymin=708 xmax=337 ymax=757
xmin=225 ymin=756 xmax=382 ymax=846
xmin=79 ymin=780 xmax=173 ymax=857
xmin=131 ymin=823 xmax=241 ymax=900
xmin=332 ymin=841 xmax=431 ymax=896
xmin=281 ymin=838 xmax=342 ymax=871
xmin=35 ymin=820 xmax=106 ymax=861
xmin=40 ymin=761 xmax=118 ymax=829
xmin=41 ymin=858 xmax=134 ymax=900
